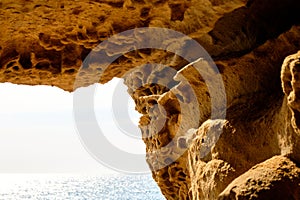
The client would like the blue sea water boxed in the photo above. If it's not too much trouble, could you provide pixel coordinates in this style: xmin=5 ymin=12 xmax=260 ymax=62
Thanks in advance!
xmin=0 ymin=174 xmax=165 ymax=200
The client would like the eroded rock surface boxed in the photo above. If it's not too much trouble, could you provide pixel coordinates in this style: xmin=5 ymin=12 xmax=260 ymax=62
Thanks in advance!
xmin=219 ymin=156 xmax=300 ymax=200
xmin=1 ymin=0 xmax=300 ymax=199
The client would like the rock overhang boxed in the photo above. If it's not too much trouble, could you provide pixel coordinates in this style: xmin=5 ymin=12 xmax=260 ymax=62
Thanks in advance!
xmin=1 ymin=0 xmax=300 ymax=199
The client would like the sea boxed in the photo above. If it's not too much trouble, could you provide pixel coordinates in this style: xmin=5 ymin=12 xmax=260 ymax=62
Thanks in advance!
xmin=0 ymin=174 xmax=165 ymax=200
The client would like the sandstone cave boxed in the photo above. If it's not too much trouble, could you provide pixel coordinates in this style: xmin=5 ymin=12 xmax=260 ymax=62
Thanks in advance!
xmin=1 ymin=0 xmax=300 ymax=199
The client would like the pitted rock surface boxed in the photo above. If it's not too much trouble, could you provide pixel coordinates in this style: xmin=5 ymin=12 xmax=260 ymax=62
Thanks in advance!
xmin=1 ymin=0 xmax=300 ymax=199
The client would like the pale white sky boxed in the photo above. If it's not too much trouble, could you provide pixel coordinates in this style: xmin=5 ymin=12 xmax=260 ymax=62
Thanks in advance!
xmin=0 ymin=78 xmax=146 ymax=174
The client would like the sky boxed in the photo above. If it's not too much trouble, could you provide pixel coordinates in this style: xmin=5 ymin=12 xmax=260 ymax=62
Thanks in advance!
xmin=0 ymin=78 xmax=146 ymax=174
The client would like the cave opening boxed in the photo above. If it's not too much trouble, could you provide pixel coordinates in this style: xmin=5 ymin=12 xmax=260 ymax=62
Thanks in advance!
xmin=0 ymin=78 xmax=150 ymax=173
xmin=0 ymin=79 xmax=165 ymax=198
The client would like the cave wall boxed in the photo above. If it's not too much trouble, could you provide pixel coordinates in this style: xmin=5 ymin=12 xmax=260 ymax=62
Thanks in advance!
xmin=1 ymin=0 xmax=300 ymax=199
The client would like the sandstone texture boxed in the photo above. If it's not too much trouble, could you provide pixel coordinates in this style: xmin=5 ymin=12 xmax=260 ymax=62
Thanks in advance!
xmin=1 ymin=0 xmax=300 ymax=199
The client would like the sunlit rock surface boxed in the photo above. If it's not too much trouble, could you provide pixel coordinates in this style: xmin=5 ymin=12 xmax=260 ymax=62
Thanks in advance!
xmin=1 ymin=0 xmax=300 ymax=199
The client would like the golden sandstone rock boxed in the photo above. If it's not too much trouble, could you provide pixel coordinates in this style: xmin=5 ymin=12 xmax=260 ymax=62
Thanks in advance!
xmin=1 ymin=0 xmax=300 ymax=199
